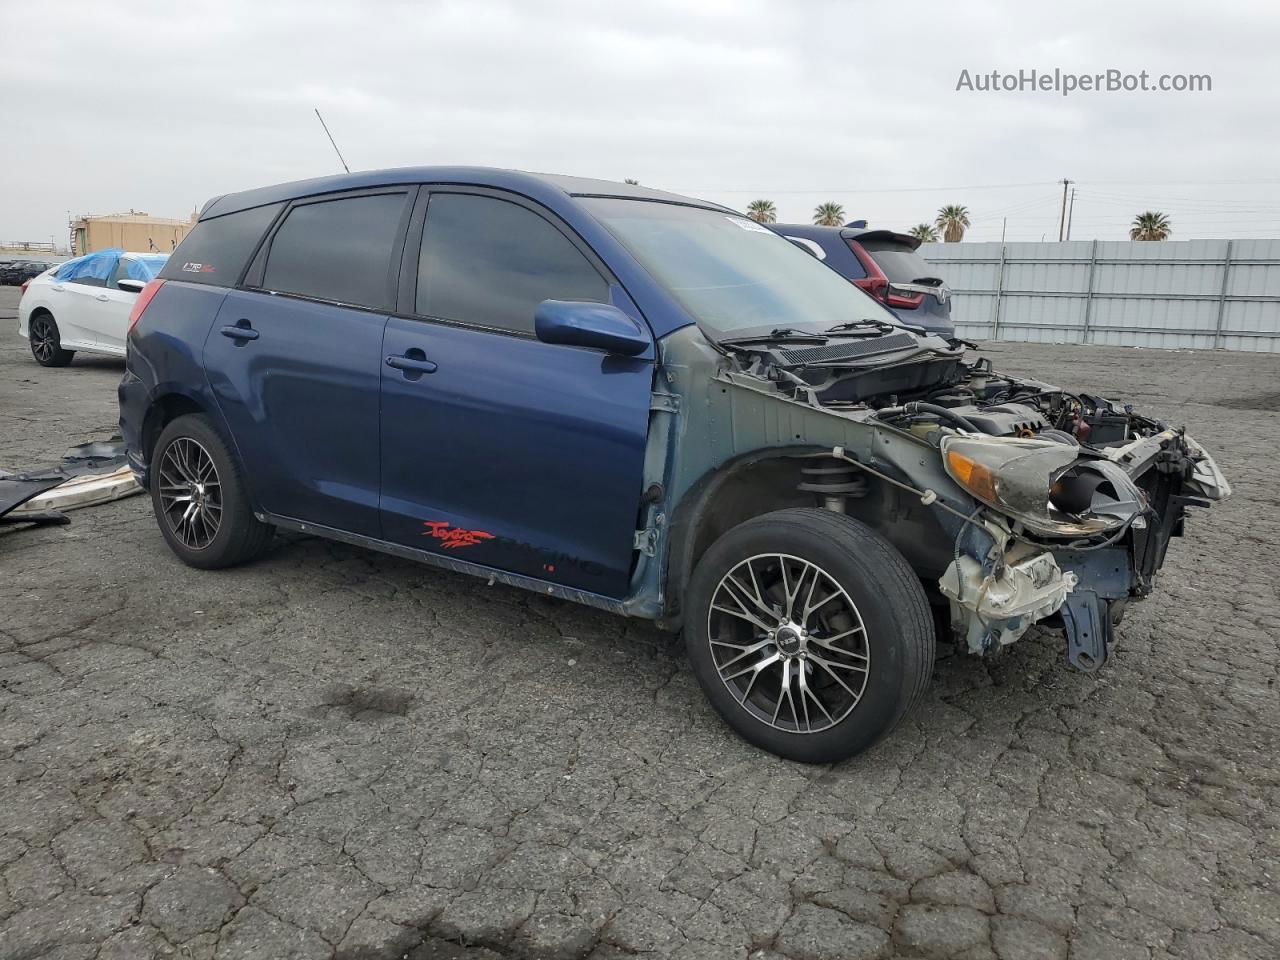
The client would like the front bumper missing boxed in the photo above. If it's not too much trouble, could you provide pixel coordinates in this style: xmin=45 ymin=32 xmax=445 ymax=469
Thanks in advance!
xmin=940 ymin=546 xmax=1077 ymax=657
xmin=937 ymin=429 xmax=1226 ymax=673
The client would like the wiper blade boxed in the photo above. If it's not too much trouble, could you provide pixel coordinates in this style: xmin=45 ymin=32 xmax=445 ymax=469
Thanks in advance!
xmin=825 ymin=319 xmax=899 ymax=334
xmin=722 ymin=327 xmax=828 ymax=345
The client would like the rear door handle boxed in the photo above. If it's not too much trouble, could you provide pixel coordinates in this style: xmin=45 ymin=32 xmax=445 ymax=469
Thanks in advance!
xmin=386 ymin=353 xmax=437 ymax=374
xmin=220 ymin=323 xmax=259 ymax=341
xmin=95 ymin=294 xmax=110 ymax=302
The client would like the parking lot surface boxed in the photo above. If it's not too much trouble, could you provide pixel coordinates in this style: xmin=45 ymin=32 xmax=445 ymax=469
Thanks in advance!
xmin=1 ymin=284 xmax=1277 ymax=960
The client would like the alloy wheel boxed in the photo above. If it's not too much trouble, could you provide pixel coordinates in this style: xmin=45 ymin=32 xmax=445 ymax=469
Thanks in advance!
xmin=707 ymin=553 xmax=870 ymax=734
xmin=30 ymin=316 xmax=56 ymax=364
xmin=157 ymin=437 xmax=222 ymax=549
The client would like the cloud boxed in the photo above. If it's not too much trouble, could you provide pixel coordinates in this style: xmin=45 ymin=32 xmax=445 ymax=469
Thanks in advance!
xmin=4 ymin=0 xmax=1277 ymax=244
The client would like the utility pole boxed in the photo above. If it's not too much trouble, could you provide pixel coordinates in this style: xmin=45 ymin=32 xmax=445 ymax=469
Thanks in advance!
xmin=1065 ymin=188 xmax=1076 ymax=240
xmin=1057 ymin=178 xmax=1073 ymax=241
xmin=1000 ymin=217 xmax=1007 ymax=243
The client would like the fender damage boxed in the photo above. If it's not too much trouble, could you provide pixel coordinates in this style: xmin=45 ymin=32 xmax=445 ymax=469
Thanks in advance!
xmin=650 ymin=323 xmax=1229 ymax=671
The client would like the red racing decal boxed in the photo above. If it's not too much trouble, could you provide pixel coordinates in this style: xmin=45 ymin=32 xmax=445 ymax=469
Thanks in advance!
xmin=421 ymin=521 xmax=495 ymax=549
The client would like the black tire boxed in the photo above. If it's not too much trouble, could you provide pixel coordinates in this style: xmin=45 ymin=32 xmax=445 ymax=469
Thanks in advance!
xmin=28 ymin=312 xmax=74 ymax=367
xmin=150 ymin=413 xmax=273 ymax=569
xmin=684 ymin=508 xmax=934 ymax=764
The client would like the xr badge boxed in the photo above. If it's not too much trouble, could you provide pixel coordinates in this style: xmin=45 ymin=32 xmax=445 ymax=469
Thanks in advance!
xmin=421 ymin=521 xmax=495 ymax=549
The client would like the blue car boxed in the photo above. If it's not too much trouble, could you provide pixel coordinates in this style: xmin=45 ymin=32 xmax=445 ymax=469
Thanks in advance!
xmin=119 ymin=168 xmax=1228 ymax=762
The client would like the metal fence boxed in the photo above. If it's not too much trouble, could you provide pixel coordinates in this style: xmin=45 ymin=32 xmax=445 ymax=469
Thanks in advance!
xmin=919 ymin=238 xmax=1280 ymax=352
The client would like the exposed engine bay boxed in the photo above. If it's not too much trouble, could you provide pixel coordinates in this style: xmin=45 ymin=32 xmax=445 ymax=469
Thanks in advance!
xmin=734 ymin=332 xmax=1158 ymax=446
xmin=713 ymin=329 xmax=1231 ymax=671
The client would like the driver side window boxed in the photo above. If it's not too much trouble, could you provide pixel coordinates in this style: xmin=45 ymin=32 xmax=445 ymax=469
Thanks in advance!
xmin=416 ymin=193 xmax=607 ymax=335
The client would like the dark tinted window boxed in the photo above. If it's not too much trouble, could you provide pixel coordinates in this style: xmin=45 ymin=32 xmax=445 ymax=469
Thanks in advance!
xmin=856 ymin=239 xmax=940 ymax=283
xmin=417 ymin=193 xmax=607 ymax=334
xmin=160 ymin=203 xmax=282 ymax=286
xmin=262 ymin=193 xmax=407 ymax=309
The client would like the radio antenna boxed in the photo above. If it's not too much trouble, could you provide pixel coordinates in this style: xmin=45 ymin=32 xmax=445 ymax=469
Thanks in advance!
xmin=314 ymin=108 xmax=350 ymax=173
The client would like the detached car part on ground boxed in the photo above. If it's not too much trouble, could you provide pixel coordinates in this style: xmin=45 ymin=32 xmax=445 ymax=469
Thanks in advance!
xmin=0 ymin=439 xmax=141 ymax=525
xmin=118 ymin=168 xmax=1229 ymax=764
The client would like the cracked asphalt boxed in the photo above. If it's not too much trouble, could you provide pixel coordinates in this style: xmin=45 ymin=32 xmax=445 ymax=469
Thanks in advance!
xmin=1 ymin=284 xmax=1278 ymax=959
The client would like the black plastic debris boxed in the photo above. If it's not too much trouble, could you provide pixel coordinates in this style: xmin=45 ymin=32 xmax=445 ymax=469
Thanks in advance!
xmin=0 ymin=438 xmax=140 ymax=526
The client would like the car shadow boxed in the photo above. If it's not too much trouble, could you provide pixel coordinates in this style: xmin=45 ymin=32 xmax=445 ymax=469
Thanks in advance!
xmin=67 ymin=356 xmax=127 ymax=371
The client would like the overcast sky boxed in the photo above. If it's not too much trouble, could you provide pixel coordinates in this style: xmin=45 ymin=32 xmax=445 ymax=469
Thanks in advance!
xmin=5 ymin=0 xmax=1280 ymax=247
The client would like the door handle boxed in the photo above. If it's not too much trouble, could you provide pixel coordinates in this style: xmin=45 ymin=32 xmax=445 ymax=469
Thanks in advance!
xmin=220 ymin=323 xmax=259 ymax=342
xmin=386 ymin=353 xmax=438 ymax=375
xmin=51 ymin=284 xmax=64 ymax=291
xmin=96 ymin=294 xmax=110 ymax=302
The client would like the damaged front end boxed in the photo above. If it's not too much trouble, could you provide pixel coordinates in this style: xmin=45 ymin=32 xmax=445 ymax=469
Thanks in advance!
xmin=931 ymin=422 xmax=1228 ymax=670
xmin=702 ymin=327 xmax=1230 ymax=672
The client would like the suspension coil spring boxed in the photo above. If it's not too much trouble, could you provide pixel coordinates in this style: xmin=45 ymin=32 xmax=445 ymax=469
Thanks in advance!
xmin=799 ymin=461 xmax=867 ymax=513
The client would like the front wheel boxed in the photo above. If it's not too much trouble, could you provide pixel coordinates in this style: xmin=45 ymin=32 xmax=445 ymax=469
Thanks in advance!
xmin=684 ymin=508 xmax=934 ymax=763
xmin=28 ymin=313 xmax=74 ymax=367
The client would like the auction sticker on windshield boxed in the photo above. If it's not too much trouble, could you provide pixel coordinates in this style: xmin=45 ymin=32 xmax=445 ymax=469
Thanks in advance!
xmin=725 ymin=216 xmax=774 ymax=234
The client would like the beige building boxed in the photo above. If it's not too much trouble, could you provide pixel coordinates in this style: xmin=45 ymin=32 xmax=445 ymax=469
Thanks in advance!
xmin=70 ymin=210 xmax=198 ymax=255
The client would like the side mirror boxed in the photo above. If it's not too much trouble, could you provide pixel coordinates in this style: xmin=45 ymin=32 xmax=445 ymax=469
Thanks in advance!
xmin=117 ymin=278 xmax=146 ymax=293
xmin=534 ymin=300 xmax=649 ymax=356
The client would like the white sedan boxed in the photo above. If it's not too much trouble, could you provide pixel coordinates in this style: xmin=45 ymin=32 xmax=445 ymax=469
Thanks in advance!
xmin=18 ymin=250 xmax=167 ymax=366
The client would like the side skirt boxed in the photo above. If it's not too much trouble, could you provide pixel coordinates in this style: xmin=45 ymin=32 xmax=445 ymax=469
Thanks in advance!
xmin=260 ymin=512 xmax=640 ymax=619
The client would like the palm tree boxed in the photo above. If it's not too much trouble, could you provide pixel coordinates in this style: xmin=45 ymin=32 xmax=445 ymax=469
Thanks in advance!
xmin=746 ymin=199 xmax=777 ymax=224
xmin=907 ymin=223 xmax=939 ymax=243
xmin=1130 ymin=211 xmax=1171 ymax=241
xmin=624 ymin=178 xmax=639 ymax=185
xmin=935 ymin=205 xmax=971 ymax=243
xmin=813 ymin=202 xmax=845 ymax=226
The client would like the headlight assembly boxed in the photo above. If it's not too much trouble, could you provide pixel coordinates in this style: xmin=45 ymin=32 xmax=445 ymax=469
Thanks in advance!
xmin=941 ymin=435 xmax=1145 ymax=537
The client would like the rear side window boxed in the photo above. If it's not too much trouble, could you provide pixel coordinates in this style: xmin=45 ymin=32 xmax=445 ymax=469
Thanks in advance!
xmin=856 ymin=239 xmax=938 ymax=283
xmin=160 ymin=203 xmax=282 ymax=286
xmin=262 ymin=193 xmax=408 ymax=309
xmin=416 ymin=193 xmax=607 ymax=334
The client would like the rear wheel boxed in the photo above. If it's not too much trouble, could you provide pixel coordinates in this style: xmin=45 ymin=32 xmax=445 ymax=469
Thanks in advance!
xmin=29 ymin=313 xmax=74 ymax=367
xmin=684 ymin=508 xmax=934 ymax=763
xmin=150 ymin=414 xmax=273 ymax=569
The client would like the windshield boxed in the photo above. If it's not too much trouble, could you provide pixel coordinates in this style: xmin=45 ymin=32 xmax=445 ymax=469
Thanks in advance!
xmin=582 ymin=198 xmax=902 ymax=339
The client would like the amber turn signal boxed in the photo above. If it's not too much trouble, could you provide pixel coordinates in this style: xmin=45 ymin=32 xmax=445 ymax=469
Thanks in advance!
xmin=946 ymin=449 xmax=999 ymax=502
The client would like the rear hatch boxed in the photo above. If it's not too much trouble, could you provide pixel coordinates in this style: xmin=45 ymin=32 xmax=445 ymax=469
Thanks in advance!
xmin=848 ymin=231 xmax=952 ymax=335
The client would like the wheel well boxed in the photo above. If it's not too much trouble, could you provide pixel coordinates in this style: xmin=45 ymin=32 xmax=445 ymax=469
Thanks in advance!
xmin=29 ymin=307 xmax=52 ymax=320
xmin=662 ymin=451 xmax=954 ymax=628
xmin=663 ymin=454 xmax=813 ymax=627
xmin=141 ymin=395 xmax=206 ymax=463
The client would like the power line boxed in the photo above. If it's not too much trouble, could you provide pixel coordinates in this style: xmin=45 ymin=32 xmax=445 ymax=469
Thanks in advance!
xmin=1081 ymin=177 xmax=1280 ymax=186
xmin=685 ymin=181 xmax=1055 ymax=195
